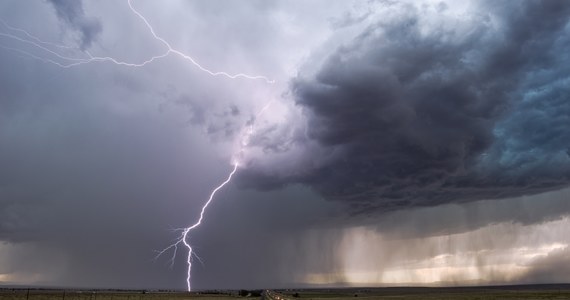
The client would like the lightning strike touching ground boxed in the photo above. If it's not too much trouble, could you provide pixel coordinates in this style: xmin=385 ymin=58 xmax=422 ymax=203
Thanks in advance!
xmin=0 ymin=0 xmax=274 ymax=291
xmin=151 ymin=163 xmax=241 ymax=291
xmin=155 ymin=100 xmax=273 ymax=291
xmin=182 ymin=164 xmax=239 ymax=291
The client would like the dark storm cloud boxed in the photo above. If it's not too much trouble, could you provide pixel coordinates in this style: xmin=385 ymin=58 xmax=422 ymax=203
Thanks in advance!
xmin=241 ymin=1 xmax=570 ymax=212
xmin=363 ymin=188 xmax=570 ymax=240
xmin=4 ymin=0 xmax=570 ymax=290
xmin=47 ymin=0 xmax=101 ymax=49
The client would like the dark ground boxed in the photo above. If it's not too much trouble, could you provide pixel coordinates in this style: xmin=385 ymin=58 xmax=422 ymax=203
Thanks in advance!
xmin=2 ymin=285 xmax=570 ymax=300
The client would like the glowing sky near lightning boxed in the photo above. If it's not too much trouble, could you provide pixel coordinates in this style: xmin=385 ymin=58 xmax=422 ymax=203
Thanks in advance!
xmin=2 ymin=0 xmax=570 ymax=291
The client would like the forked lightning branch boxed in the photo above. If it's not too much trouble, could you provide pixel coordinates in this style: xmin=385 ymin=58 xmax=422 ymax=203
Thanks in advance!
xmin=0 ymin=0 xmax=273 ymax=291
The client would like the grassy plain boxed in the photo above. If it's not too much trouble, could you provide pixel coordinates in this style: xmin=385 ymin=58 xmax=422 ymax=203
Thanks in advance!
xmin=0 ymin=290 xmax=234 ymax=300
xmin=277 ymin=285 xmax=570 ymax=300
xmin=3 ymin=285 xmax=570 ymax=300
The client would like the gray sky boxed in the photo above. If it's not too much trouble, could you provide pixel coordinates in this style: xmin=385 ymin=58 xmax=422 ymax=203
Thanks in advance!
xmin=1 ymin=0 xmax=570 ymax=290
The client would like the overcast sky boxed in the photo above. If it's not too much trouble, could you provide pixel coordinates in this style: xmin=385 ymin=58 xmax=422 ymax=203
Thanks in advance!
xmin=1 ymin=0 xmax=570 ymax=290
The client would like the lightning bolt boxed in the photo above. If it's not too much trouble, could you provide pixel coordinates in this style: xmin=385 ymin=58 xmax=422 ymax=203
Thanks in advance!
xmin=154 ymin=100 xmax=272 ymax=291
xmin=0 ymin=1 xmax=274 ymax=83
xmin=183 ymin=164 xmax=238 ymax=291
xmin=0 ymin=0 xmax=275 ymax=291
xmin=153 ymin=163 xmax=239 ymax=291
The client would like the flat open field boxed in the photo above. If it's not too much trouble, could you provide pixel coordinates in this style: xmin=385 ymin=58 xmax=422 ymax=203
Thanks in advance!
xmin=3 ymin=285 xmax=570 ymax=300
xmin=0 ymin=290 xmax=235 ymax=300
xmin=276 ymin=285 xmax=570 ymax=300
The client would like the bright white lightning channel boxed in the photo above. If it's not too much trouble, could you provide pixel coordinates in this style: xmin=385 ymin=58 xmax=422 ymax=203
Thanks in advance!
xmin=0 ymin=1 xmax=274 ymax=84
xmin=0 ymin=1 xmax=274 ymax=291
xmin=155 ymin=101 xmax=272 ymax=291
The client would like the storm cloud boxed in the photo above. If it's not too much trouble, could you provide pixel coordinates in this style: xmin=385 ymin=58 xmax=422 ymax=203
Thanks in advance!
xmin=240 ymin=0 xmax=570 ymax=212
xmin=2 ymin=0 xmax=570 ymax=290
xmin=47 ymin=0 xmax=101 ymax=49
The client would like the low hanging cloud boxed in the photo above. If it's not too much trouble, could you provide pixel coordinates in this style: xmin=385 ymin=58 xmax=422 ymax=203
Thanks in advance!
xmin=517 ymin=246 xmax=570 ymax=284
xmin=47 ymin=0 xmax=101 ymax=49
xmin=239 ymin=1 xmax=570 ymax=212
